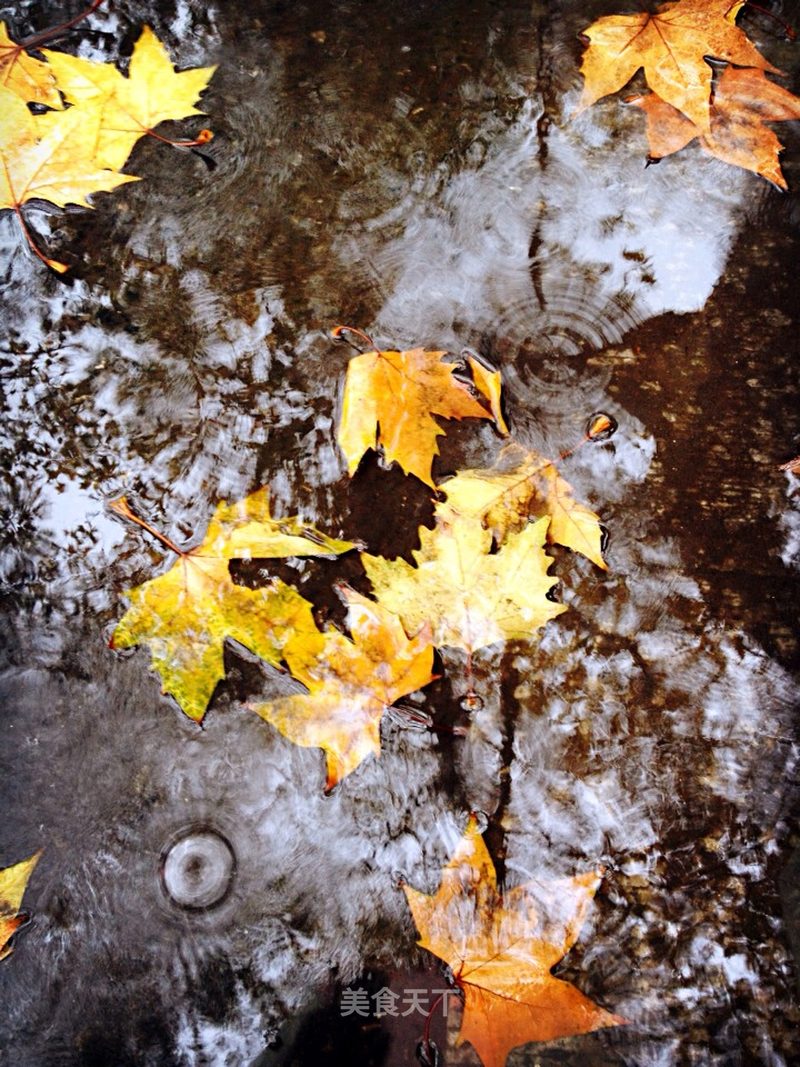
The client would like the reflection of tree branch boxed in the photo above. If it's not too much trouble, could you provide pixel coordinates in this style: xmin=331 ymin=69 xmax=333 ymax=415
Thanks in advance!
xmin=483 ymin=648 xmax=518 ymax=893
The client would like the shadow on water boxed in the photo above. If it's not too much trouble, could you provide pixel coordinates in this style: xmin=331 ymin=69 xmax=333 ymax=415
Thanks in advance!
xmin=1 ymin=0 xmax=799 ymax=1064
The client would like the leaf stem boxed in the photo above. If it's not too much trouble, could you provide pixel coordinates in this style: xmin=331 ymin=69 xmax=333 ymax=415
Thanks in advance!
xmin=108 ymin=497 xmax=186 ymax=557
xmin=331 ymin=324 xmax=379 ymax=352
xmin=140 ymin=126 xmax=214 ymax=149
xmin=21 ymin=0 xmax=106 ymax=51
xmin=421 ymin=990 xmax=447 ymax=1063
xmin=462 ymin=649 xmax=479 ymax=708
xmin=12 ymin=202 xmax=67 ymax=273
xmin=743 ymin=1 xmax=796 ymax=40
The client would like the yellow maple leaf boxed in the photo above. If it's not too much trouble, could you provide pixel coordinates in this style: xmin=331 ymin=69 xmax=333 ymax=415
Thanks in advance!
xmin=363 ymin=507 xmax=565 ymax=654
xmin=576 ymin=0 xmax=778 ymax=132
xmin=44 ymin=25 xmax=216 ymax=170
xmin=440 ymin=443 xmax=607 ymax=569
xmin=0 ymin=85 xmax=138 ymax=271
xmin=110 ymin=492 xmax=355 ymax=722
xmin=251 ymin=587 xmax=435 ymax=789
xmin=1 ymin=851 xmax=41 ymax=962
xmin=337 ymin=337 xmax=492 ymax=488
xmin=195 ymin=487 xmax=356 ymax=560
xmin=403 ymin=818 xmax=624 ymax=1067
xmin=628 ymin=66 xmax=800 ymax=189
xmin=0 ymin=22 xmax=61 ymax=107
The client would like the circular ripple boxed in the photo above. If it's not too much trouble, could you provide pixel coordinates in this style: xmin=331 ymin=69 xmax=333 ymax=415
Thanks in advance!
xmin=161 ymin=828 xmax=235 ymax=911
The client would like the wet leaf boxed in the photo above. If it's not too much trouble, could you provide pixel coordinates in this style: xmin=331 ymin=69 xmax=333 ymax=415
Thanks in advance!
xmin=196 ymin=487 xmax=356 ymax=560
xmin=113 ymin=558 xmax=318 ymax=724
xmin=44 ymin=26 xmax=216 ymax=170
xmin=576 ymin=0 xmax=778 ymax=132
xmin=337 ymin=341 xmax=492 ymax=488
xmin=251 ymin=587 xmax=435 ymax=789
xmin=0 ymin=88 xmax=136 ymax=207
xmin=403 ymin=817 xmax=624 ymax=1067
xmin=363 ymin=507 xmax=565 ymax=654
xmin=1 ymin=851 xmax=41 ymax=962
xmin=110 ymin=491 xmax=354 ymax=722
xmin=629 ymin=67 xmax=800 ymax=189
xmin=440 ymin=443 xmax=607 ymax=569
xmin=467 ymin=356 xmax=509 ymax=436
xmin=0 ymin=85 xmax=138 ymax=270
xmin=0 ymin=22 xmax=61 ymax=107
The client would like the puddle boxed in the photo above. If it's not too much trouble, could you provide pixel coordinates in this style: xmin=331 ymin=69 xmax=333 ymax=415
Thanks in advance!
xmin=1 ymin=0 xmax=799 ymax=1064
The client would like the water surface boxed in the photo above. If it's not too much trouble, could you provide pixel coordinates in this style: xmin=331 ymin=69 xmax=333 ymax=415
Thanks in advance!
xmin=1 ymin=0 xmax=799 ymax=1064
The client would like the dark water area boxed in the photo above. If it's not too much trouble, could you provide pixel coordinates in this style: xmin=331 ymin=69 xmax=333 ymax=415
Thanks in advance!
xmin=1 ymin=0 xmax=800 ymax=1064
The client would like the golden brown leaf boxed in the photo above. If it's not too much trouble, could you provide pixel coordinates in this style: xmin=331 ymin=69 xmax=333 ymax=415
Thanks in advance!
xmin=628 ymin=66 xmax=800 ymax=188
xmin=338 ymin=344 xmax=491 ymax=488
xmin=440 ymin=443 xmax=607 ymax=569
xmin=576 ymin=0 xmax=778 ymax=131
xmin=44 ymin=26 xmax=216 ymax=170
xmin=251 ymin=587 xmax=435 ymax=789
xmin=467 ymin=356 xmax=509 ymax=435
xmin=363 ymin=507 xmax=565 ymax=654
xmin=0 ymin=851 xmax=41 ymax=962
xmin=110 ymin=491 xmax=354 ymax=722
xmin=403 ymin=818 xmax=624 ymax=1067
xmin=0 ymin=22 xmax=60 ymax=107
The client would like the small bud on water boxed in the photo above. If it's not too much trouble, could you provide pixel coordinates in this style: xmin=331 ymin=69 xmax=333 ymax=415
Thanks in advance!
xmin=586 ymin=412 xmax=617 ymax=441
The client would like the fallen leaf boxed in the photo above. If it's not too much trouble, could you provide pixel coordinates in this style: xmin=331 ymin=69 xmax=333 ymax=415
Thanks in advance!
xmin=196 ymin=487 xmax=356 ymax=560
xmin=403 ymin=817 xmax=624 ymax=1067
xmin=0 ymin=22 xmax=61 ymax=107
xmin=363 ymin=507 xmax=565 ymax=654
xmin=110 ymin=491 xmax=354 ymax=722
xmin=251 ymin=587 xmax=435 ymax=789
xmin=576 ymin=0 xmax=778 ymax=132
xmin=628 ymin=66 xmax=800 ymax=188
xmin=467 ymin=356 xmax=509 ymax=435
xmin=440 ymin=443 xmax=607 ymax=569
xmin=337 ymin=340 xmax=491 ymax=488
xmin=44 ymin=25 xmax=216 ymax=170
xmin=0 ymin=85 xmax=138 ymax=270
xmin=1 ymin=851 xmax=41 ymax=962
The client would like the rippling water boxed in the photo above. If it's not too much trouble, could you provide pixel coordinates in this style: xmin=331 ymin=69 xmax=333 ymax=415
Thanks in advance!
xmin=1 ymin=0 xmax=799 ymax=1064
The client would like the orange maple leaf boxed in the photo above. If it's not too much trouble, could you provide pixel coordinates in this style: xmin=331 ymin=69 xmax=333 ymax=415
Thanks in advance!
xmin=628 ymin=66 xmax=800 ymax=188
xmin=403 ymin=817 xmax=624 ymax=1067
xmin=335 ymin=327 xmax=493 ymax=488
xmin=251 ymin=586 xmax=435 ymax=789
xmin=576 ymin=0 xmax=779 ymax=132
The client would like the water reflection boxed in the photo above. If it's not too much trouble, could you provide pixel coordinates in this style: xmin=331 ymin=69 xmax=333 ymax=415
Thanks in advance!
xmin=0 ymin=0 xmax=798 ymax=1064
